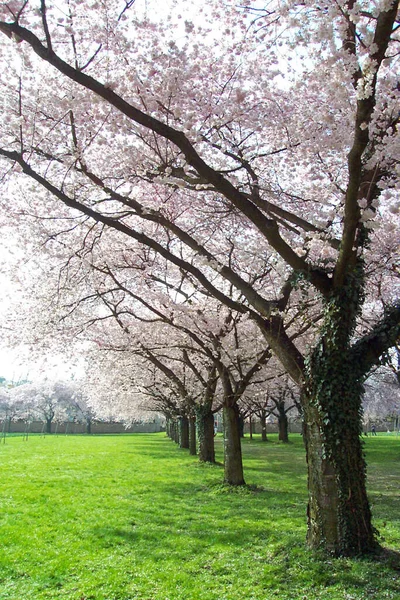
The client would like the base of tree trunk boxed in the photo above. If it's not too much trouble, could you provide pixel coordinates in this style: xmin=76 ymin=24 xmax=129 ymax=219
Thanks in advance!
xmin=303 ymin=400 xmax=377 ymax=556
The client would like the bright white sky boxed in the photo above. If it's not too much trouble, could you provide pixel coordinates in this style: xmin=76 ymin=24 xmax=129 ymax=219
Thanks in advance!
xmin=0 ymin=262 xmax=82 ymax=382
xmin=0 ymin=347 xmax=29 ymax=382
xmin=0 ymin=344 xmax=80 ymax=383
xmin=0 ymin=271 xmax=21 ymax=380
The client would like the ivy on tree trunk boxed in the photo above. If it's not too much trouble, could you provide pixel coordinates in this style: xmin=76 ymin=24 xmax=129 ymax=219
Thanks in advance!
xmin=302 ymin=269 xmax=377 ymax=555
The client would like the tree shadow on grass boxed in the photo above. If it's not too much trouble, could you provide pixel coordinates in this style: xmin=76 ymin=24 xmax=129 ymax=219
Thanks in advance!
xmin=91 ymin=520 xmax=302 ymax=557
xmin=90 ymin=476 xmax=307 ymax=555
xmin=89 ymin=524 xmax=400 ymax=600
xmin=377 ymin=547 xmax=400 ymax=571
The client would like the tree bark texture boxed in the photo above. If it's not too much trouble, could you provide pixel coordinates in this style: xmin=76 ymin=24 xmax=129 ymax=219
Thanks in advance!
xmin=223 ymin=403 xmax=245 ymax=485
xmin=302 ymin=390 xmax=376 ymax=556
xmin=195 ymin=405 xmax=215 ymax=463
xmin=302 ymin=277 xmax=377 ymax=555
xmin=179 ymin=415 xmax=190 ymax=449
xmin=239 ymin=416 xmax=245 ymax=438
xmin=278 ymin=410 xmax=289 ymax=443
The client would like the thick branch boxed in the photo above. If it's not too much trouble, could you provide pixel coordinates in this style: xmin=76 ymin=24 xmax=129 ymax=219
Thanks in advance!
xmin=334 ymin=2 xmax=399 ymax=286
xmin=142 ymin=349 xmax=189 ymax=402
xmin=260 ymin=316 xmax=305 ymax=385
xmin=350 ymin=303 xmax=400 ymax=377
xmin=235 ymin=348 xmax=272 ymax=399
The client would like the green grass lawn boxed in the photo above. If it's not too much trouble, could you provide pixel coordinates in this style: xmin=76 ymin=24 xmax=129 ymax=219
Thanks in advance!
xmin=0 ymin=433 xmax=399 ymax=600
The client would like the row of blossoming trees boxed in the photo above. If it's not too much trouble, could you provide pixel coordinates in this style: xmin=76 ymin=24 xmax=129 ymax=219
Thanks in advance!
xmin=0 ymin=0 xmax=399 ymax=556
xmin=0 ymin=378 xmax=95 ymax=433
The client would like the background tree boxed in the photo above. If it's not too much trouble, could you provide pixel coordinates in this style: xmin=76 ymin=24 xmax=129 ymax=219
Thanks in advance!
xmin=10 ymin=379 xmax=76 ymax=433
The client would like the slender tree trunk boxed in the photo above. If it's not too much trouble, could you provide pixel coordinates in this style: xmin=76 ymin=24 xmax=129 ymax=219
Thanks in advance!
xmin=223 ymin=403 xmax=245 ymax=485
xmin=169 ymin=419 xmax=178 ymax=443
xmin=196 ymin=404 xmax=215 ymax=463
xmin=249 ymin=415 xmax=253 ymax=440
xmin=179 ymin=415 xmax=190 ymax=449
xmin=86 ymin=417 xmax=92 ymax=435
xmin=166 ymin=417 xmax=174 ymax=440
xmin=278 ymin=411 xmax=289 ymax=443
xmin=189 ymin=415 xmax=197 ymax=455
xmin=173 ymin=420 xmax=179 ymax=444
xmin=195 ymin=365 xmax=218 ymax=462
xmin=260 ymin=414 xmax=268 ymax=442
xmin=46 ymin=418 xmax=52 ymax=434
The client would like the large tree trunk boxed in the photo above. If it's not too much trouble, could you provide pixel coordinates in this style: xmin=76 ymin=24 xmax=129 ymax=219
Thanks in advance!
xmin=46 ymin=418 xmax=52 ymax=434
xmin=223 ymin=403 xmax=245 ymax=485
xmin=189 ymin=415 xmax=197 ymax=455
xmin=179 ymin=415 xmax=190 ymax=449
xmin=302 ymin=389 xmax=376 ymax=556
xmin=195 ymin=404 xmax=215 ymax=463
xmin=302 ymin=279 xmax=377 ymax=556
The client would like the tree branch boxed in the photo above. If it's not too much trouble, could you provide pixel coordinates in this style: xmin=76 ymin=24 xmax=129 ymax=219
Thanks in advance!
xmin=350 ymin=303 xmax=400 ymax=377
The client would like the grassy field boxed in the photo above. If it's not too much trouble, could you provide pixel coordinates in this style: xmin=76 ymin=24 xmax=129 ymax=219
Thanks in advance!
xmin=0 ymin=432 xmax=399 ymax=600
